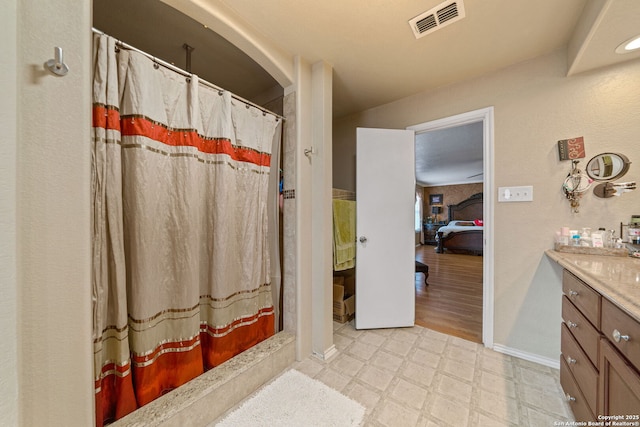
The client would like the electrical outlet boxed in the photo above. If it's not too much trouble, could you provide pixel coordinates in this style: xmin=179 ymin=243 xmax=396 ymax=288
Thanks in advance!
xmin=498 ymin=186 xmax=534 ymax=202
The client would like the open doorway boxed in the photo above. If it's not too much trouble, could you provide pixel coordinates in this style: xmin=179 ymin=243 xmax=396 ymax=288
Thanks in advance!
xmin=408 ymin=107 xmax=494 ymax=347
xmin=415 ymin=237 xmax=483 ymax=342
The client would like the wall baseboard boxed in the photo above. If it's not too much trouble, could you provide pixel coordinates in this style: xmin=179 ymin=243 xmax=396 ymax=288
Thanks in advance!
xmin=313 ymin=344 xmax=338 ymax=361
xmin=492 ymin=344 xmax=560 ymax=370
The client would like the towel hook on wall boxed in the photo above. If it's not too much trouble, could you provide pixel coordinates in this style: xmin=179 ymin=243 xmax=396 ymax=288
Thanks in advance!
xmin=44 ymin=47 xmax=69 ymax=77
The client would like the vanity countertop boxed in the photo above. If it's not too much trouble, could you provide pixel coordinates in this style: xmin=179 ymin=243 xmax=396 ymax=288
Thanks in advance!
xmin=546 ymin=249 xmax=640 ymax=322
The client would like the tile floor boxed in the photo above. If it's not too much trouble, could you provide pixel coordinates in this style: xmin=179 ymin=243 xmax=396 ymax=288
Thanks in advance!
xmin=291 ymin=321 xmax=575 ymax=427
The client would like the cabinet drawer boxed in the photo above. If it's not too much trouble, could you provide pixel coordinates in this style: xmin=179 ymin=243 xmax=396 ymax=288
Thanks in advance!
xmin=561 ymin=323 xmax=598 ymax=413
xmin=563 ymin=270 xmax=601 ymax=329
xmin=563 ymin=296 xmax=600 ymax=366
xmin=601 ymin=298 xmax=640 ymax=369
xmin=560 ymin=357 xmax=596 ymax=422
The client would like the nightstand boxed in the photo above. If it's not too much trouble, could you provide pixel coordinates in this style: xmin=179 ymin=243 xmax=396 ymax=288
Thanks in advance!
xmin=423 ymin=222 xmax=446 ymax=245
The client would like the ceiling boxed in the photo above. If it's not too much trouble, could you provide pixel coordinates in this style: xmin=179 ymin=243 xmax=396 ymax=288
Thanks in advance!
xmin=93 ymin=0 xmax=282 ymax=104
xmin=93 ymin=0 xmax=640 ymax=186
xmin=415 ymin=122 xmax=483 ymax=187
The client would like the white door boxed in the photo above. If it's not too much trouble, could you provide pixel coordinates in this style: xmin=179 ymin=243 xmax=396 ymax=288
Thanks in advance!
xmin=355 ymin=128 xmax=416 ymax=329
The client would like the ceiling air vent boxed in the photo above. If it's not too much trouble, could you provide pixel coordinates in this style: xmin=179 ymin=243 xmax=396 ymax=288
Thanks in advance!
xmin=408 ymin=0 xmax=466 ymax=39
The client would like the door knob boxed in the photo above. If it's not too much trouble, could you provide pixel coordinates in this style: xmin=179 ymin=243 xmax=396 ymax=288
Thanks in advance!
xmin=359 ymin=236 xmax=368 ymax=243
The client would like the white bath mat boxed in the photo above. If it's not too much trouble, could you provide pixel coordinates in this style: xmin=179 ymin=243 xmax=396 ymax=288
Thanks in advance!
xmin=214 ymin=369 xmax=365 ymax=427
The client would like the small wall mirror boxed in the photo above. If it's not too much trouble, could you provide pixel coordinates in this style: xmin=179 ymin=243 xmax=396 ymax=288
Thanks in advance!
xmin=585 ymin=152 xmax=631 ymax=181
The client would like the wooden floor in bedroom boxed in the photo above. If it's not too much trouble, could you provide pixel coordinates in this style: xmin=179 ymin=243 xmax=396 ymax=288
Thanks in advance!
xmin=415 ymin=245 xmax=483 ymax=344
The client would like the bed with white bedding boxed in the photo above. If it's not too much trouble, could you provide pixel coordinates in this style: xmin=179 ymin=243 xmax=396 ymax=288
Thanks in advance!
xmin=435 ymin=193 xmax=483 ymax=255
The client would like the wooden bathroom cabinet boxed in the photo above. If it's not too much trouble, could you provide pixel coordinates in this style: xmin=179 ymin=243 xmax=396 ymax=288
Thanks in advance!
xmin=560 ymin=268 xmax=640 ymax=421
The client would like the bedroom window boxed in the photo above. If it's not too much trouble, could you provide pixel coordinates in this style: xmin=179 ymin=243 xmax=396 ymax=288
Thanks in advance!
xmin=415 ymin=193 xmax=423 ymax=232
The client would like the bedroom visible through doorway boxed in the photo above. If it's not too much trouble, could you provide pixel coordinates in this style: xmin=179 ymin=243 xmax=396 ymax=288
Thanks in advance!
xmin=408 ymin=106 xmax=494 ymax=347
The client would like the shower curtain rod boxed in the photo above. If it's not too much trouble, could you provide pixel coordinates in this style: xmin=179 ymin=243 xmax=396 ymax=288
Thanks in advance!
xmin=92 ymin=28 xmax=285 ymax=121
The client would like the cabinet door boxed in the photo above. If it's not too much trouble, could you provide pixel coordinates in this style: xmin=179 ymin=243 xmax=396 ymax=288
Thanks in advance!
xmin=602 ymin=297 xmax=640 ymax=368
xmin=599 ymin=338 xmax=640 ymax=416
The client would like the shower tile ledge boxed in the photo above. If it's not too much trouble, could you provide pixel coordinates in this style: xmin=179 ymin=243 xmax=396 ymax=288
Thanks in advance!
xmin=110 ymin=331 xmax=296 ymax=427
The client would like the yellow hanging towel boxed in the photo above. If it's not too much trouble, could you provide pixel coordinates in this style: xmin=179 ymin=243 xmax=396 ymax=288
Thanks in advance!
xmin=332 ymin=200 xmax=356 ymax=271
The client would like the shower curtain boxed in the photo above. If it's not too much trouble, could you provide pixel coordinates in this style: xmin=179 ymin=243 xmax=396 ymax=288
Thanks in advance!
xmin=92 ymin=34 xmax=279 ymax=426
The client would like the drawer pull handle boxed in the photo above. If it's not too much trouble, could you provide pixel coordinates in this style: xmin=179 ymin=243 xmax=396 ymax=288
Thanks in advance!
xmin=568 ymin=290 xmax=579 ymax=297
xmin=566 ymin=356 xmax=576 ymax=365
xmin=567 ymin=321 xmax=577 ymax=329
xmin=565 ymin=393 xmax=576 ymax=402
xmin=613 ymin=329 xmax=630 ymax=343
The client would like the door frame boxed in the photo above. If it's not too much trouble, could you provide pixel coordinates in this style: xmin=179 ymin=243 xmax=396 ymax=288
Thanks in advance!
xmin=407 ymin=106 xmax=494 ymax=348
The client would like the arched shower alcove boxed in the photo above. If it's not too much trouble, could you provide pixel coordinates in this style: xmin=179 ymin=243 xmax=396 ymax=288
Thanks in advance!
xmin=92 ymin=0 xmax=308 ymax=424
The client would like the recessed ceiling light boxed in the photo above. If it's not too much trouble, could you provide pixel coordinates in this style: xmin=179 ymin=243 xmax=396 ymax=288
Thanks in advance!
xmin=615 ymin=35 xmax=640 ymax=54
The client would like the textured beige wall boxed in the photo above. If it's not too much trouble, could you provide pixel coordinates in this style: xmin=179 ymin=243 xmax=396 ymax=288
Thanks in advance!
xmin=13 ymin=1 xmax=94 ymax=425
xmin=311 ymin=60 xmax=334 ymax=359
xmin=334 ymin=50 xmax=640 ymax=360
xmin=1 ymin=0 xmax=18 ymax=425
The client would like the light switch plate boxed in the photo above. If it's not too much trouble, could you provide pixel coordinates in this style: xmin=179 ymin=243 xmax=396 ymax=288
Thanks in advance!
xmin=498 ymin=186 xmax=534 ymax=202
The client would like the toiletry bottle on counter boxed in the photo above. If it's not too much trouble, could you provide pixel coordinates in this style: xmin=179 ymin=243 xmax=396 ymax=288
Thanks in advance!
xmin=570 ymin=230 xmax=580 ymax=246
xmin=559 ymin=227 xmax=570 ymax=245
xmin=579 ymin=228 xmax=591 ymax=246
xmin=629 ymin=223 xmax=640 ymax=244
xmin=597 ymin=227 xmax=609 ymax=247
xmin=591 ymin=232 xmax=604 ymax=247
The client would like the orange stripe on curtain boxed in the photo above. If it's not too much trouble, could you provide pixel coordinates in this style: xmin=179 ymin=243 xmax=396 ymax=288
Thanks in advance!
xmin=201 ymin=309 xmax=275 ymax=368
xmin=95 ymin=363 xmax=137 ymax=427
xmin=127 ymin=311 xmax=274 ymax=406
xmin=131 ymin=342 xmax=204 ymax=406
xmin=93 ymin=104 xmax=121 ymax=131
xmin=120 ymin=115 xmax=271 ymax=167
xmin=130 ymin=334 xmax=202 ymax=366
